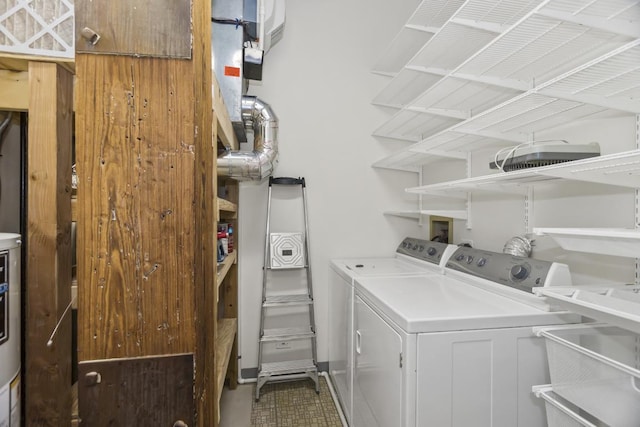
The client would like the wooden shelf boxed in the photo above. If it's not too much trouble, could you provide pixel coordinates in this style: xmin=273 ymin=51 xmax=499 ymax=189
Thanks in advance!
xmin=212 ymin=72 xmax=238 ymax=151
xmin=215 ymin=318 xmax=238 ymax=405
xmin=216 ymin=251 xmax=237 ymax=290
xmin=71 ymin=196 xmax=77 ymax=222
xmin=218 ymin=197 xmax=237 ymax=216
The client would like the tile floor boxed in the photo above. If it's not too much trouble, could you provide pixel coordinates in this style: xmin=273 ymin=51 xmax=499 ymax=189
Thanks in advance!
xmin=220 ymin=376 xmax=345 ymax=427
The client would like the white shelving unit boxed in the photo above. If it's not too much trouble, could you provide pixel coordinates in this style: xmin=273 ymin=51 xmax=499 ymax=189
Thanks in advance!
xmin=406 ymin=149 xmax=640 ymax=194
xmin=533 ymin=227 xmax=640 ymax=258
xmin=371 ymin=0 xmax=467 ymax=76
xmin=372 ymin=0 xmax=640 ymax=233
xmin=373 ymin=0 xmax=639 ymax=169
xmin=384 ymin=209 xmax=468 ymax=220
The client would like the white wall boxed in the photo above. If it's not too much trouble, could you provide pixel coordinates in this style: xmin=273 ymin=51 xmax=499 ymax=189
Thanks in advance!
xmin=237 ymin=0 xmax=424 ymax=374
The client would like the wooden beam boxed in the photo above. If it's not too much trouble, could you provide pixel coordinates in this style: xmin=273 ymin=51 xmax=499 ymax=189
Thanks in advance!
xmin=25 ymin=61 xmax=73 ymax=426
xmin=0 ymin=52 xmax=75 ymax=72
xmin=76 ymin=54 xmax=198 ymax=359
xmin=75 ymin=0 xmax=216 ymax=423
xmin=191 ymin=0 xmax=217 ymax=424
xmin=0 ymin=70 xmax=28 ymax=111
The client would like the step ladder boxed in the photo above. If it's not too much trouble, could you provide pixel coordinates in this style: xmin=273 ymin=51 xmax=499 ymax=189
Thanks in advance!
xmin=256 ymin=176 xmax=319 ymax=400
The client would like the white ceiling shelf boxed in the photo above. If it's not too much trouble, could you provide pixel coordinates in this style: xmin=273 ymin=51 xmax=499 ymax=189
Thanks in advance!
xmin=404 ymin=40 xmax=640 ymax=158
xmin=372 ymin=0 xmax=639 ymax=154
xmin=372 ymin=0 xmax=466 ymax=76
xmin=406 ymin=149 xmax=640 ymax=196
xmin=456 ymin=12 xmax=635 ymax=88
xmin=407 ymin=22 xmax=500 ymax=73
xmin=411 ymin=130 xmax=517 ymax=154
xmin=372 ymin=29 xmax=435 ymax=78
xmin=373 ymin=147 xmax=466 ymax=172
xmin=372 ymin=0 xmax=545 ymax=109
xmin=533 ymin=227 xmax=640 ymax=258
xmin=372 ymin=68 xmax=445 ymax=109
xmin=372 ymin=109 xmax=463 ymax=142
xmin=385 ymin=210 xmax=468 ymax=220
xmin=538 ymin=40 xmax=640 ymax=113
xmin=410 ymin=77 xmax=523 ymax=119
xmin=454 ymin=92 xmax=614 ymax=142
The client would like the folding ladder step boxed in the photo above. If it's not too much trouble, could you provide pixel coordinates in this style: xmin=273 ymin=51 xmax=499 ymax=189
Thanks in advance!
xmin=259 ymin=359 xmax=318 ymax=377
xmin=266 ymin=264 xmax=308 ymax=270
xmin=263 ymin=294 xmax=312 ymax=307
xmin=261 ymin=327 xmax=315 ymax=342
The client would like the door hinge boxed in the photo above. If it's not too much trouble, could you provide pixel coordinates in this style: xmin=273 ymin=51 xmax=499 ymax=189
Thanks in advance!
xmin=399 ymin=352 xmax=403 ymax=368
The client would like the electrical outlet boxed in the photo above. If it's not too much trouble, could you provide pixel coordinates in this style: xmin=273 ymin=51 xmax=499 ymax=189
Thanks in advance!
xmin=460 ymin=239 xmax=474 ymax=248
xmin=275 ymin=341 xmax=291 ymax=349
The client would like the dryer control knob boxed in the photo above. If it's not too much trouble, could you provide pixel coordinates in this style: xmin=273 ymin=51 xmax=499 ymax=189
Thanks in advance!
xmin=427 ymin=247 xmax=437 ymax=256
xmin=510 ymin=265 xmax=529 ymax=280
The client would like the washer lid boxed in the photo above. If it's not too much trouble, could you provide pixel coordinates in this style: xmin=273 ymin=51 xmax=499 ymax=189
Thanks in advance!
xmin=355 ymin=275 xmax=578 ymax=333
xmin=331 ymin=257 xmax=443 ymax=282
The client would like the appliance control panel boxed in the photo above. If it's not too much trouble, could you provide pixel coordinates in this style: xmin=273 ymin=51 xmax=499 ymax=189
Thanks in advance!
xmin=445 ymin=247 xmax=568 ymax=293
xmin=0 ymin=251 xmax=7 ymax=346
xmin=396 ymin=237 xmax=450 ymax=265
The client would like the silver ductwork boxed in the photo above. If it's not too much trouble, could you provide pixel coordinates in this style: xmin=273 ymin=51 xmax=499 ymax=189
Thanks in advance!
xmin=217 ymin=96 xmax=279 ymax=181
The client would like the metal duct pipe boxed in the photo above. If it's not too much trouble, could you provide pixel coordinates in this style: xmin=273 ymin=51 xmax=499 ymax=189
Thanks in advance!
xmin=217 ymin=96 xmax=279 ymax=181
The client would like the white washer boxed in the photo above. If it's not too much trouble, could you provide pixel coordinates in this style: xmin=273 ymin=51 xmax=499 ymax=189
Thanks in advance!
xmin=352 ymin=246 xmax=581 ymax=427
xmin=328 ymin=237 xmax=457 ymax=426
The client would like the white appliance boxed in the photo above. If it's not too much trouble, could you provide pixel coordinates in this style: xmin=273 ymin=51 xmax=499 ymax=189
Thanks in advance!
xmin=259 ymin=0 xmax=285 ymax=53
xmin=352 ymin=246 xmax=580 ymax=427
xmin=0 ymin=233 xmax=21 ymax=427
xmin=328 ymin=237 xmax=457 ymax=425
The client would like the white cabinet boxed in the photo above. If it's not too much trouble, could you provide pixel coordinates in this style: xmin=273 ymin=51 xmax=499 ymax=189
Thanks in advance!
xmin=354 ymin=295 xmax=405 ymax=427
xmin=372 ymin=0 xmax=640 ymax=253
xmin=416 ymin=327 xmax=550 ymax=427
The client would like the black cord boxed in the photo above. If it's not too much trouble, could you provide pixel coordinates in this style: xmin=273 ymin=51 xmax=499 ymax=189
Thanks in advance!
xmin=211 ymin=17 xmax=258 ymax=42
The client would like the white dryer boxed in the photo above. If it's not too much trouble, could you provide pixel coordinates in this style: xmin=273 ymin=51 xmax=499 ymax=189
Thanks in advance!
xmin=328 ymin=237 xmax=457 ymax=425
xmin=352 ymin=246 xmax=581 ymax=427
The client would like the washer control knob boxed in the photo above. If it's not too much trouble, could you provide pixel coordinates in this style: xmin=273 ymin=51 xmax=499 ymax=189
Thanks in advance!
xmin=455 ymin=254 xmax=465 ymax=261
xmin=477 ymin=258 xmax=487 ymax=267
xmin=466 ymin=255 xmax=474 ymax=264
xmin=510 ymin=264 xmax=529 ymax=280
xmin=427 ymin=247 xmax=437 ymax=256
xmin=419 ymin=245 xmax=425 ymax=252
